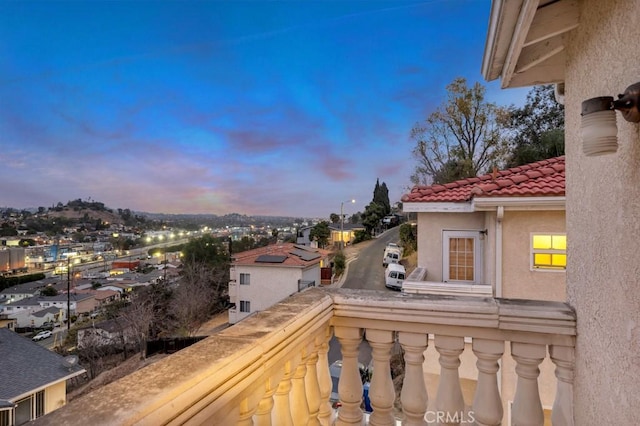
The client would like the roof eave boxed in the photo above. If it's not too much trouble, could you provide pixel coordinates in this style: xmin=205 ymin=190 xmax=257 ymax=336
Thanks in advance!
xmin=473 ymin=196 xmax=566 ymax=211
xmin=481 ymin=0 xmax=523 ymax=82
xmin=403 ymin=202 xmax=474 ymax=213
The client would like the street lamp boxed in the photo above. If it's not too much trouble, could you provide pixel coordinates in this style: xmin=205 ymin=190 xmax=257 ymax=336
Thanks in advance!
xmin=340 ymin=199 xmax=355 ymax=250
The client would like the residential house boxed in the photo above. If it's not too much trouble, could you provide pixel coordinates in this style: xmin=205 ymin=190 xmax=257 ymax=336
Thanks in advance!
xmin=228 ymin=243 xmax=330 ymax=324
xmin=328 ymin=223 xmax=365 ymax=247
xmin=481 ymin=0 xmax=640 ymax=423
xmin=401 ymin=157 xmax=566 ymax=419
xmin=0 ymin=328 xmax=85 ymax=425
xmin=2 ymin=294 xmax=97 ymax=323
xmin=401 ymin=156 xmax=566 ymax=301
xmin=77 ymin=319 xmax=134 ymax=350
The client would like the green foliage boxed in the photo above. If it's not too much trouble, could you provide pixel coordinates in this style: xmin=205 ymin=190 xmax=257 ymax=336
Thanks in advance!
xmin=309 ymin=221 xmax=331 ymax=248
xmin=353 ymin=229 xmax=370 ymax=244
xmin=0 ymin=224 xmax=17 ymax=237
xmin=361 ymin=202 xmax=386 ymax=235
xmin=373 ymin=179 xmax=391 ymax=215
xmin=411 ymin=77 xmax=509 ymax=185
xmin=181 ymin=235 xmax=229 ymax=267
xmin=333 ymin=251 xmax=346 ymax=276
xmin=0 ymin=273 xmax=46 ymax=292
xmin=40 ymin=286 xmax=58 ymax=296
xmin=399 ymin=223 xmax=417 ymax=254
xmin=505 ymin=85 xmax=565 ymax=167
xmin=329 ymin=213 xmax=340 ymax=224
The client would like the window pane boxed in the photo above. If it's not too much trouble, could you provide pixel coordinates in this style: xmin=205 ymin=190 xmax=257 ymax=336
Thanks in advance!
xmin=534 ymin=253 xmax=552 ymax=266
xmin=551 ymin=235 xmax=567 ymax=250
xmin=449 ymin=238 xmax=474 ymax=281
xmin=552 ymin=254 xmax=567 ymax=267
xmin=533 ymin=235 xmax=552 ymax=249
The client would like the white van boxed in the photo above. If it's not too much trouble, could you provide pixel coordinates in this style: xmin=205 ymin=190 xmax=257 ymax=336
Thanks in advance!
xmin=382 ymin=246 xmax=401 ymax=267
xmin=385 ymin=264 xmax=406 ymax=290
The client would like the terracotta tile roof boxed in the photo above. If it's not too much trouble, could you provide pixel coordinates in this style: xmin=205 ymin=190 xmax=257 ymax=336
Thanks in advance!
xmin=401 ymin=156 xmax=565 ymax=203
xmin=232 ymin=243 xmax=329 ymax=267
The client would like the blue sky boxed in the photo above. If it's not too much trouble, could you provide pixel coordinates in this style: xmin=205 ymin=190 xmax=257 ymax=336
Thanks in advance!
xmin=0 ymin=0 xmax=527 ymax=218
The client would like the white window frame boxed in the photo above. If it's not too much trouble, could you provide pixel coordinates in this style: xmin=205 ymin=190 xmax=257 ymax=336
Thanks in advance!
xmin=239 ymin=273 xmax=250 ymax=285
xmin=442 ymin=230 xmax=484 ymax=284
xmin=239 ymin=300 xmax=251 ymax=313
xmin=530 ymin=232 xmax=567 ymax=272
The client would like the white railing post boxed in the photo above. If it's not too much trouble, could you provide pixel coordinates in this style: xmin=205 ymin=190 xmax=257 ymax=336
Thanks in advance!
xmin=273 ymin=361 xmax=295 ymax=426
xmin=316 ymin=329 xmax=333 ymax=426
xmin=335 ymin=325 xmax=364 ymax=426
xmin=291 ymin=351 xmax=310 ymax=425
xmin=398 ymin=331 xmax=428 ymax=426
xmin=366 ymin=328 xmax=396 ymax=426
xmin=305 ymin=342 xmax=322 ymax=426
xmin=434 ymin=335 xmax=466 ymax=425
xmin=471 ymin=339 xmax=504 ymax=426
xmin=550 ymin=345 xmax=575 ymax=426
xmin=511 ymin=342 xmax=545 ymax=426
xmin=254 ymin=377 xmax=278 ymax=426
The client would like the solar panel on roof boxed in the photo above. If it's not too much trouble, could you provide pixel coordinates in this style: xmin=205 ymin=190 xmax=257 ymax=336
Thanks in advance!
xmin=290 ymin=249 xmax=321 ymax=261
xmin=255 ymin=254 xmax=287 ymax=263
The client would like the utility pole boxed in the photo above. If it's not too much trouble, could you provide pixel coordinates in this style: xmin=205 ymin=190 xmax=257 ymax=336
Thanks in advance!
xmin=66 ymin=256 xmax=71 ymax=331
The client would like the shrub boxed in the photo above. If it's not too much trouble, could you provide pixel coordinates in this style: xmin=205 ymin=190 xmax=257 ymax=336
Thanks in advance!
xmin=333 ymin=251 xmax=346 ymax=276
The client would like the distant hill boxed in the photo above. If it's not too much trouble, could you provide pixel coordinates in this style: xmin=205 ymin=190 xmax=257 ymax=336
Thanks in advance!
xmin=46 ymin=207 xmax=123 ymax=225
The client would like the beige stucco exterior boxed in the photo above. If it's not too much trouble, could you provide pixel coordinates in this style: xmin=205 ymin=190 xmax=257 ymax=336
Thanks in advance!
xmin=415 ymin=208 xmax=565 ymax=301
xmin=563 ymin=1 xmax=640 ymax=421
xmin=501 ymin=210 xmax=566 ymax=301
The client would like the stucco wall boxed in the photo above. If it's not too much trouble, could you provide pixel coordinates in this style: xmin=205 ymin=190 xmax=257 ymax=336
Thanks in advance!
xmin=44 ymin=381 xmax=67 ymax=414
xmin=501 ymin=210 xmax=566 ymax=301
xmin=233 ymin=265 xmax=303 ymax=322
xmin=417 ymin=212 xmax=486 ymax=282
xmin=565 ymin=0 xmax=640 ymax=422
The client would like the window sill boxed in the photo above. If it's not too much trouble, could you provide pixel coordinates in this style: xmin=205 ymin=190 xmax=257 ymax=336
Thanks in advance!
xmin=402 ymin=280 xmax=493 ymax=297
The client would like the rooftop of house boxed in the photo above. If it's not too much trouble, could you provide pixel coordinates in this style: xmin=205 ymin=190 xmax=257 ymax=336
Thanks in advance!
xmin=232 ymin=243 xmax=329 ymax=267
xmin=0 ymin=328 xmax=85 ymax=403
xmin=402 ymin=156 xmax=565 ymax=204
xmin=327 ymin=223 xmax=365 ymax=231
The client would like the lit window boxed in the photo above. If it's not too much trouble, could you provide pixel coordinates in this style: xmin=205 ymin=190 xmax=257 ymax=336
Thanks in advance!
xmin=532 ymin=234 xmax=567 ymax=270
xmin=239 ymin=273 xmax=250 ymax=285
xmin=240 ymin=300 xmax=251 ymax=313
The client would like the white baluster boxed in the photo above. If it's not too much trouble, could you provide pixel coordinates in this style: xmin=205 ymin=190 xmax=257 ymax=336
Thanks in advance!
xmin=398 ymin=331 xmax=428 ymax=426
xmin=334 ymin=325 xmax=364 ymax=426
xmin=511 ymin=342 xmax=545 ymax=426
xmin=471 ymin=339 xmax=504 ymax=426
xmin=306 ymin=342 xmax=322 ymax=426
xmin=550 ymin=345 xmax=574 ymax=426
xmin=255 ymin=377 xmax=278 ymax=426
xmin=367 ymin=328 xmax=396 ymax=426
xmin=434 ymin=335 xmax=465 ymax=425
xmin=291 ymin=351 xmax=310 ymax=425
xmin=273 ymin=361 xmax=295 ymax=426
xmin=316 ymin=330 xmax=333 ymax=426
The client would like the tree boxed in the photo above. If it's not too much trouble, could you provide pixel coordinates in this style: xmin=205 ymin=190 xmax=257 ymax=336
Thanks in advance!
xmin=505 ymin=85 xmax=565 ymax=167
xmin=410 ymin=77 xmax=509 ymax=185
xmin=40 ymin=286 xmax=58 ymax=296
xmin=182 ymin=235 xmax=229 ymax=267
xmin=310 ymin=221 xmax=331 ymax=248
xmin=399 ymin=223 xmax=417 ymax=254
xmin=329 ymin=213 xmax=341 ymax=224
xmin=171 ymin=262 xmax=216 ymax=336
xmin=361 ymin=202 xmax=386 ymax=236
xmin=373 ymin=179 xmax=391 ymax=215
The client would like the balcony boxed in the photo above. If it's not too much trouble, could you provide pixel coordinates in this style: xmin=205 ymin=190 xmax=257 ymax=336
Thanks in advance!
xmin=35 ymin=288 xmax=576 ymax=425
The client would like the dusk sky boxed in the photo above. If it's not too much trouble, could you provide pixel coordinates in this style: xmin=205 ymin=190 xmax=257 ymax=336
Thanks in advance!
xmin=0 ymin=0 xmax=528 ymax=218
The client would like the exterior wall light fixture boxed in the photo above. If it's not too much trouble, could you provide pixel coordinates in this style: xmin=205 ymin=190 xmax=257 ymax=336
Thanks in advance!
xmin=581 ymin=82 xmax=640 ymax=156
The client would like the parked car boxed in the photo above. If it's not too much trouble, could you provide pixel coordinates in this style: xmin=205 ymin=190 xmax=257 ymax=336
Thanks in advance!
xmin=32 ymin=330 xmax=53 ymax=341
xmin=385 ymin=263 xmax=406 ymax=290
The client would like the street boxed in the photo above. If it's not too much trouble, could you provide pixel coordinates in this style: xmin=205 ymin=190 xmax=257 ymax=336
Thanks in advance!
xmin=328 ymin=227 xmax=402 ymax=367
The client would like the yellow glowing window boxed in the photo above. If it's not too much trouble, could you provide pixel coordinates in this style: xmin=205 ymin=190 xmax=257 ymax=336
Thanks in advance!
xmin=532 ymin=234 xmax=567 ymax=270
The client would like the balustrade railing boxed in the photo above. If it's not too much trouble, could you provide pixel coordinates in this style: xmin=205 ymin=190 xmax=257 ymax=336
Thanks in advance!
xmin=34 ymin=288 xmax=575 ymax=426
